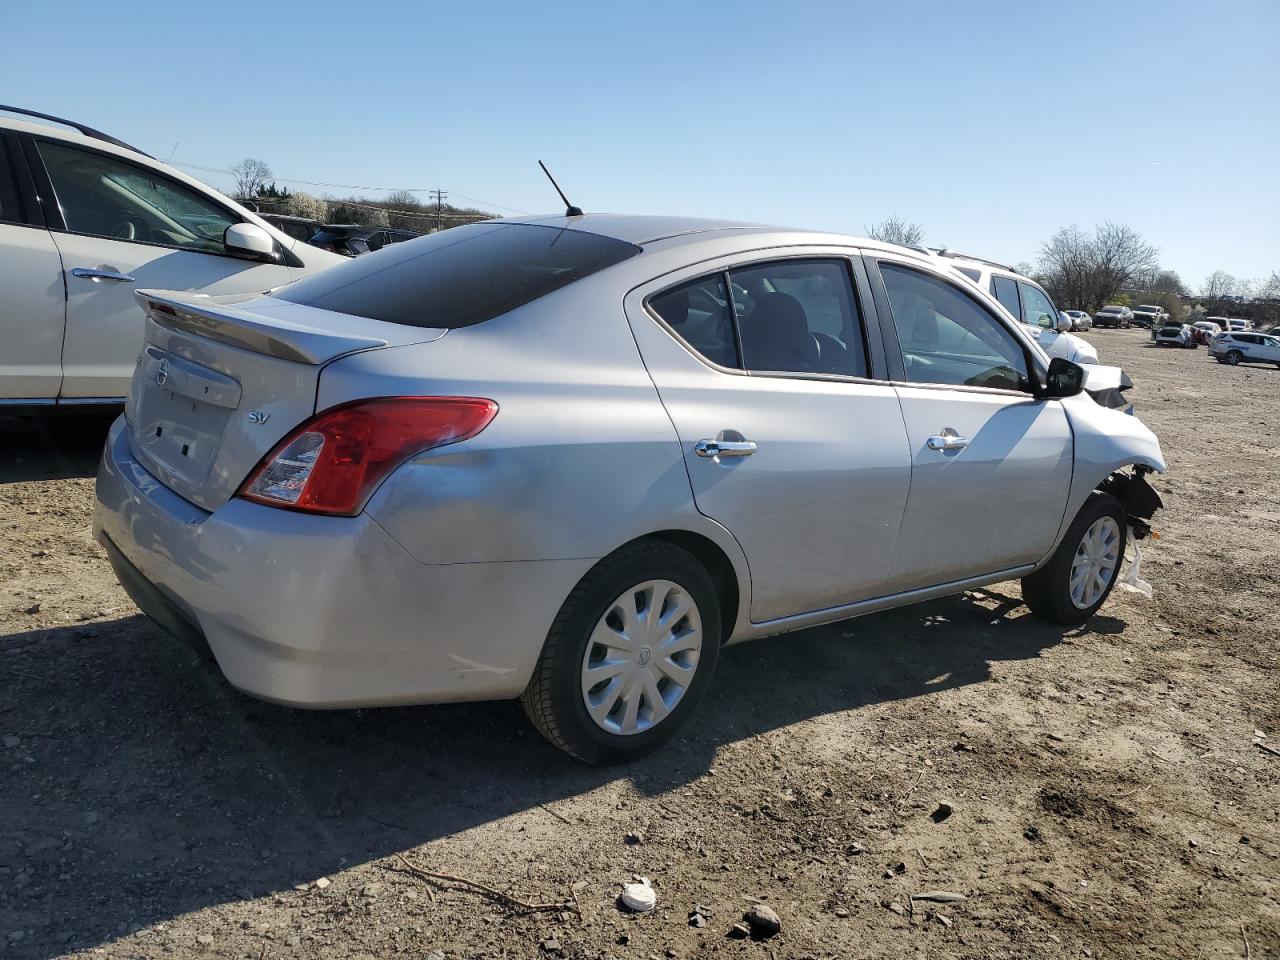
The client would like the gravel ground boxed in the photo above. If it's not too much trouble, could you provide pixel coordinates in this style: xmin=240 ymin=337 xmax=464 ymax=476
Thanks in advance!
xmin=1 ymin=329 xmax=1277 ymax=959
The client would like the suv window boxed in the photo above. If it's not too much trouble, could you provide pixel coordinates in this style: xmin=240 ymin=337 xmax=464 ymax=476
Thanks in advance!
xmin=1018 ymin=282 xmax=1058 ymax=328
xmin=882 ymin=263 xmax=1030 ymax=391
xmin=729 ymin=259 xmax=867 ymax=377
xmin=0 ymin=136 xmax=23 ymax=224
xmin=278 ymin=220 xmax=313 ymax=242
xmin=649 ymin=274 xmax=739 ymax=369
xmin=991 ymin=275 xmax=1020 ymax=316
xmin=277 ymin=222 xmax=640 ymax=328
xmin=38 ymin=141 xmax=238 ymax=253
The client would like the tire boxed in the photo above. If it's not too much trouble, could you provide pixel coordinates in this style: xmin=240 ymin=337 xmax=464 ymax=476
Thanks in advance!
xmin=1022 ymin=492 xmax=1127 ymax=626
xmin=520 ymin=541 xmax=722 ymax=763
xmin=1225 ymin=350 xmax=1243 ymax=365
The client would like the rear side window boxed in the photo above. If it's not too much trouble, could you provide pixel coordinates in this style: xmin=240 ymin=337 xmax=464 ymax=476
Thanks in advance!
xmin=648 ymin=258 xmax=869 ymax=378
xmin=649 ymin=274 xmax=740 ymax=369
xmin=991 ymin=275 xmax=1021 ymax=316
xmin=729 ymin=260 xmax=867 ymax=377
xmin=954 ymin=266 xmax=981 ymax=282
xmin=277 ymin=222 xmax=640 ymax=328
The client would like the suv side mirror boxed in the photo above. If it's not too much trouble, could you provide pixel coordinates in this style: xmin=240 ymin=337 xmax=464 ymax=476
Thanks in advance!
xmin=1040 ymin=357 xmax=1085 ymax=399
xmin=224 ymin=222 xmax=277 ymax=261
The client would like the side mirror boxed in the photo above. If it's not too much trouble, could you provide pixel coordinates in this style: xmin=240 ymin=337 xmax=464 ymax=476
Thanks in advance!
xmin=224 ymin=223 xmax=276 ymax=260
xmin=1040 ymin=356 xmax=1085 ymax=399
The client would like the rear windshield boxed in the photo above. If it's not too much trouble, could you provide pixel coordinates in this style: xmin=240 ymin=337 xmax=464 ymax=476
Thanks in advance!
xmin=276 ymin=222 xmax=641 ymax=328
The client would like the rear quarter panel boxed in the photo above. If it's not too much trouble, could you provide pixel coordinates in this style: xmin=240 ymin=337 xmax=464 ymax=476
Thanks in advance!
xmin=319 ymin=273 xmax=752 ymax=597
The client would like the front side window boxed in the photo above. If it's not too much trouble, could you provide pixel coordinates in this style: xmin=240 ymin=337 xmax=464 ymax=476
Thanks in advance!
xmin=991 ymin=275 xmax=1021 ymax=316
xmin=38 ymin=141 xmax=237 ymax=253
xmin=728 ymin=260 xmax=867 ymax=377
xmin=882 ymin=263 xmax=1030 ymax=391
xmin=277 ymin=222 xmax=640 ymax=328
xmin=1018 ymin=282 xmax=1058 ymax=328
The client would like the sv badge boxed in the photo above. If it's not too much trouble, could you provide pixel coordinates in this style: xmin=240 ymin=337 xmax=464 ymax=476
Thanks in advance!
xmin=247 ymin=411 xmax=270 ymax=425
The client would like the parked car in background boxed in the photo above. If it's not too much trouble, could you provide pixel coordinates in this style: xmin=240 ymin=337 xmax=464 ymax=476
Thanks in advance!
xmin=1225 ymin=318 xmax=1251 ymax=332
xmin=1154 ymin=322 xmax=1196 ymax=348
xmin=1191 ymin=320 xmax=1222 ymax=344
xmin=94 ymin=215 xmax=1166 ymax=762
xmin=1093 ymin=305 xmax=1134 ymax=328
xmin=931 ymin=252 xmax=1097 ymax=364
xmin=308 ymin=223 xmax=421 ymax=257
xmin=259 ymin=213 xmax=325 ymax=244
xmin=1209 ymin=331 xmax=1280 ymax=367
xmin=1063 ymin=309 xmax=1092 ymax=331
xmin=0 ymin=105 xmax=344 ymax=403
xmin=1130 ymin=304 xmax=1167 ymax=328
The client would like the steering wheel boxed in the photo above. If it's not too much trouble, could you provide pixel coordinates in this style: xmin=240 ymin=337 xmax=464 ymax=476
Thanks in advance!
xmin=110 ymin=220 xmax=137 ymax=241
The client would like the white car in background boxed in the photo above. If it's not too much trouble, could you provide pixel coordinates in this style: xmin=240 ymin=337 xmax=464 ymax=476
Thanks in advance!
xmin=1131 ymin=304 xmax=1167 ymax=328
xmin=0 ymin=105 xmax=343 ymax=404
xmin=1063 ymin=309 xmax=1092 ymax=331
xmin=1209 ymin=331 xmax=1280 ymax=367
xmin=932 ymin=252 xmax=1098 ymax=365
xmin=1225 ymin=318 xmax=1251 ymax=332
xmin=1154 ymin=322 xmax=1196 ymax=348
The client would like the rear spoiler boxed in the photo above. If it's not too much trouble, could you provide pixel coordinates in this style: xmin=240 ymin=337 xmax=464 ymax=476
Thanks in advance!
xmin=135 ymin=290 xmax=389 ymax=365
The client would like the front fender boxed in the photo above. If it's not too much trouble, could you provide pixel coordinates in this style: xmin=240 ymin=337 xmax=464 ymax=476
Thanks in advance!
xmin=1042 ymin=393 xmax=1166 ymax=560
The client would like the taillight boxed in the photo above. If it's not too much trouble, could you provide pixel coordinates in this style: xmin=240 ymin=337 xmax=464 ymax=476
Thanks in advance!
xmin=238 ymin=397 xmax=497 ymax=516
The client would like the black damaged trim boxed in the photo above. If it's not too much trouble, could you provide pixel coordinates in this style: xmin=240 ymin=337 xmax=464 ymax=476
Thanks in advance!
xmin=1100 ymin=469 xmax=1163 ymax=539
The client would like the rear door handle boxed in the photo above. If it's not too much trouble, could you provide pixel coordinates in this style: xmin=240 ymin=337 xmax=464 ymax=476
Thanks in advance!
xmin=696 ymin=438 xmax=757 ymax=458
xmin=926 ymin=430 xmax=969 ymax=451
xmin=71 ymin=266 xmax=135 ymax=283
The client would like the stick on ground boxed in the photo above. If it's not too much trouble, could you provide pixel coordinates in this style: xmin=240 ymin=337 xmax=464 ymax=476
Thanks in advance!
xmin=390 ymin=853 xmax=572 ymax=913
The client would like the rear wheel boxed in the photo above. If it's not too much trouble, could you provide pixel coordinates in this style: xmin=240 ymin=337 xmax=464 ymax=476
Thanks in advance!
xmin=1225 ymin=350 xmax=1243 ymax=365
xmin=521 ymin=541 xmax=721 ymax=763
xmin=1022 ymin=493 xmax=1126 ymax=626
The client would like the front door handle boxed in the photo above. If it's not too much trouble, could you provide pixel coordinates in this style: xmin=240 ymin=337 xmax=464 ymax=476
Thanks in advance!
xmin=71 ymin=266 xmax=135 ymax=283
xmin=926 ymin=430 xmax=969 ymax=452
xmin=696 ymin=438 xmax=757 ymax=458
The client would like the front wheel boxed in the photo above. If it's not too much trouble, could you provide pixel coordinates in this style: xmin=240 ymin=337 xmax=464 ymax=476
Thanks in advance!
xmin=521 ymin=541 xmax=721 ymax=763
xmin=1022 ymin=493 xmax=1127 ymax=625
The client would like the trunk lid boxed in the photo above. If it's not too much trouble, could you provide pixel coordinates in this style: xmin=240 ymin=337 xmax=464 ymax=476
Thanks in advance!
xmin=127 ymin=289 xmax=445 ymax=511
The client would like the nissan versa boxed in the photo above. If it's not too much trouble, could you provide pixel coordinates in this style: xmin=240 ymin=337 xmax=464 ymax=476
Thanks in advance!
xmin=94 ymin=215 xmax=1166 ymax=763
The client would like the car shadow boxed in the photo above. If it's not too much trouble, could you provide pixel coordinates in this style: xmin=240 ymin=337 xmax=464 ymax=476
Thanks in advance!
xmin=0 ymin=587 xmax=1119 ymax=957
xmin=0 ymin=410 xmax=120 ymax=483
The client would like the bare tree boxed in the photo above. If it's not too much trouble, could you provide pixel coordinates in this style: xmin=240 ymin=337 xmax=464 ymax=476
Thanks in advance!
xmin=230 ymin=158 xmax=273 ymax=200
xmin=383 ymin=190 xmax=426 ymax=229
xmin=1090 ymin=222 xmax=1159 ymax=308
xmin=1200 ymin=270 xmax=1238 ymax=299
xmin=1037 ymin=223 xmax=1158 ymax=312
xmin=865 ymin=217 xmax=925 ymax=246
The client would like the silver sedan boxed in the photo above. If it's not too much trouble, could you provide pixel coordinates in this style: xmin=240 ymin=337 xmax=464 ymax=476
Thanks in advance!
xmin=94 ymin=216 xmax=1166 ymax=762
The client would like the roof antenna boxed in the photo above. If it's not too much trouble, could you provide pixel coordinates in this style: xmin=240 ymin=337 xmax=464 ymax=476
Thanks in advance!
xmin=538 ymin=161 xmax=583 ymax=217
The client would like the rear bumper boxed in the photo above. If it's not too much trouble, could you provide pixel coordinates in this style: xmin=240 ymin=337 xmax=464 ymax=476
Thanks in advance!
xmin=94 ymin=416 xmax=594 ymax=708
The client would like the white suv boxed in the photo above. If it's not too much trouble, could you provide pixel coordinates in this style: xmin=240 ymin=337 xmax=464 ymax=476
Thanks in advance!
xmin=931 ymin=252 xmax=1099 ymax=365
xmin=0 ymin=106 xmax=343 ymax=404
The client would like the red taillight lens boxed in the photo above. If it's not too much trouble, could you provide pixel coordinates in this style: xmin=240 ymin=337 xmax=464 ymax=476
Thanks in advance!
xmin=237 ymin=397 xmax=497 ymax=516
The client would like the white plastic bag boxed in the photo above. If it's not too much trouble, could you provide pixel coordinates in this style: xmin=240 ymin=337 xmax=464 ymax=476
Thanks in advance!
xmin=1116 ymin=530 xmax=1153 ymax=598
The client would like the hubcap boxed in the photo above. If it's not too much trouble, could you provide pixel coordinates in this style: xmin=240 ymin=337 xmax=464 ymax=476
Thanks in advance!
xmin=580 ymin=579 xmax=702 ymax=736
xmin=1068 ymin=516 xmax=1122 ymax=610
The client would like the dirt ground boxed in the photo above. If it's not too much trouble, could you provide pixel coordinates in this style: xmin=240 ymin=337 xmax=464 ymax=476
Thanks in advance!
xmin=1 ymin=328 xmax=1277 ymax=960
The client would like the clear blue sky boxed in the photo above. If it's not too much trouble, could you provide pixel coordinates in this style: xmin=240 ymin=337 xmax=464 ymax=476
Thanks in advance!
xmin=4 ymin=0 xmax=1276 ymax=286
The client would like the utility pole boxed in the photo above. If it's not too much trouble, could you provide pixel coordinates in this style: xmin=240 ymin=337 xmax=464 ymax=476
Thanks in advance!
xmin=430 ymin=187 xmax=447 ymax=232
